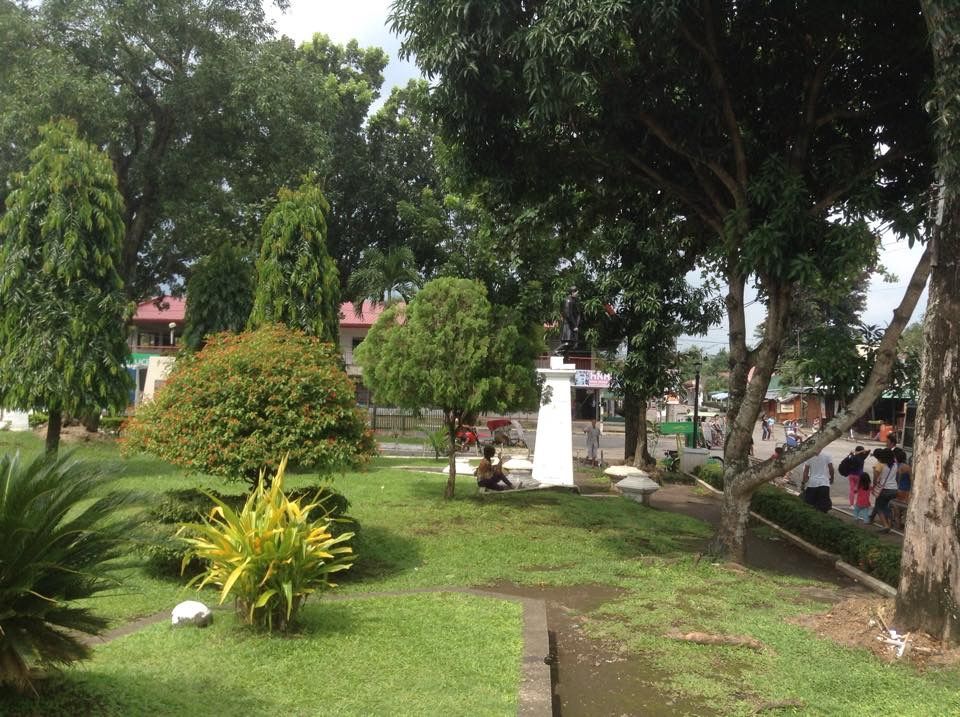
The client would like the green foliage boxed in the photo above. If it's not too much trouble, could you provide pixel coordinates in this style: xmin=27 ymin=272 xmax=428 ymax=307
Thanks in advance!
xmin=0 ymin=3 xmax=386 ymax=298
xmin=249 ymin=179 xmax=340 ymax=343
xmin=346 ymin=245 xmax=421 ymax=306
xmin=121 ymin=325 xmax=375 ymax=485
xmin=182 ymin=244 xmax=255 ymax=350
xmin=0 ymin=451 xmax=142 ymax=691
xmin=27 ymin=413 xmax=48 ymax=429
xmin=355 ymin=277 xmax=539 ymax=496
xmin=142 ymin=484 xmax=355 ymax=578
xmin=98 ymin=416 xmax=125 ymax=434
xmin=422 ymin=427 xmax=449 ymax=460
xmin=0 ymin=119 xmax=132 ymax=443
xmin=695 ymin=463 xmax=901 ymax=585
xmin=181 ymin=458 xmax=355 ymax=631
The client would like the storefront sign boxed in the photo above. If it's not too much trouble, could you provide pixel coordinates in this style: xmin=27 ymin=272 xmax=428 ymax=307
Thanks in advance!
xmin=574 ymin=370 xmax=612 ymax=388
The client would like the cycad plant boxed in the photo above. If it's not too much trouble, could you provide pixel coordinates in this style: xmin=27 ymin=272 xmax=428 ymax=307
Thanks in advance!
xmin=0 ymin=452 xmax=141 ymax=692
xmin=180 ymin=456 xmax=355 ymax=631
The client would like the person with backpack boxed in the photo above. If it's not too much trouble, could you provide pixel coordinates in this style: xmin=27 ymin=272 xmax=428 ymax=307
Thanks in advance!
xmin=838 ymin=445 xmax=869 ymax=510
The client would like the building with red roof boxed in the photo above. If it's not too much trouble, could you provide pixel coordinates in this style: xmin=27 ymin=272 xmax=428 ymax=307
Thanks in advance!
xmin=130 ymin=297 xmax=391 ymax=402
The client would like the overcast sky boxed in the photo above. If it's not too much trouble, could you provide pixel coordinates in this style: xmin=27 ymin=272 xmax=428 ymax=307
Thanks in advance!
xmin=265 ymin=1 xmax=930 ymax=351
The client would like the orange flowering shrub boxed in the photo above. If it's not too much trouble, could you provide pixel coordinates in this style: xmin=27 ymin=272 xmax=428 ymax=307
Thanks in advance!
xmin=122 ymin=325 xmax=375 ymax=485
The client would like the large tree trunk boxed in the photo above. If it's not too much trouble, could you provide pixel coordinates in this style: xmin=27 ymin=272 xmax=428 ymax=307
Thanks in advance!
xmin=623 ymin=390 xmax=639 ymax=463
xmin=45 ymin=409 xmax=62 ymax=455
xmin=896 ymin=205 xmax=960 ymax=643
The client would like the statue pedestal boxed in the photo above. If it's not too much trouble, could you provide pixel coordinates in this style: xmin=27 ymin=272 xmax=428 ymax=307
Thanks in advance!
xmin=532 ymin=356 xmax=576 ymax=487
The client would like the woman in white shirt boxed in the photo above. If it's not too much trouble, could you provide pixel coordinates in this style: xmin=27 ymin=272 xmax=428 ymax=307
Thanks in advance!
xmin=870 ymin=449 xmax=900 ymax=533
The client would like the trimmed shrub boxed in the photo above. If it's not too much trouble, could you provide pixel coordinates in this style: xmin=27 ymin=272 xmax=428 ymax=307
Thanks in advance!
xmin=691 ymin=462 xmax=900 ymax=585
xmin=181 ymin=458 xmax=355 ymax=631
xmin=121 ymin=325 xmax=376 ymax=486
xmin=27 ymin=412 xmax=47 ymax=428
xmin=0 ymin=452 xmax=142 ymax=690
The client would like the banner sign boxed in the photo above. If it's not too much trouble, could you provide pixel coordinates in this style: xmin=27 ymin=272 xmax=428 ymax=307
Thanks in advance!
xmin=574 ymin=370 xmax=612 ymax=388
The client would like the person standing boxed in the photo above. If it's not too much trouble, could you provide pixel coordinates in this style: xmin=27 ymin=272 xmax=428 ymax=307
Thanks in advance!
xmin=761 ymin=412 xmax=770 ymax=440
xmin=584 ymin=419 xmax=602 ymax=467
xmin=800 ymin=448 xmax=835 ymax=513
xmin=853 ymin=472 xmax=873 ymax=523
xmin=838 ymin=445 xmax=869 ymax=510
xmin=869 ymin=448 xmax=900 ymax=533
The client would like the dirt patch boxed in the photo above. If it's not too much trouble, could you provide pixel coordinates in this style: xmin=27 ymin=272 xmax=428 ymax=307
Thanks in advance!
xmin=482 ymin=581 xmax=715 ymax=716
xmin=789 ymin=595 xmax=960 ymax=669
xmin=33 ymin=425 xmax=116 ymax=444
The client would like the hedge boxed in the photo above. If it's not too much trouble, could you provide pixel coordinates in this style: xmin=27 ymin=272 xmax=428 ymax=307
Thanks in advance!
xmin=694 ymin=462 xmax=901 ymax=586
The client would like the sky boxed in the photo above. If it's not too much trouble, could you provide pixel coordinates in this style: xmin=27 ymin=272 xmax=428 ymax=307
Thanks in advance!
xmin=264 ymin=1 xmax=931 ymax=352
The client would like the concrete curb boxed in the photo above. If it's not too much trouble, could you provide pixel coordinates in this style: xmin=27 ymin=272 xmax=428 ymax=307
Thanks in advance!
xmin=691 ymin=476 xmax=898 ymax=598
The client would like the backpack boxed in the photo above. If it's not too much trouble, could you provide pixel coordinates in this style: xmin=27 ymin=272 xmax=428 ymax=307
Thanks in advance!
xmin=838 ymin=455 xmax=855 ymax=477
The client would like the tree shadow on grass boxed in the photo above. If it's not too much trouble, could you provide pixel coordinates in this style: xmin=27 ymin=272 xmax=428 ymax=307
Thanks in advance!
xmin=0 ymin=669 xmax=270 ymax=717
xmin=339 ymin=525 xmax=422 ymax=583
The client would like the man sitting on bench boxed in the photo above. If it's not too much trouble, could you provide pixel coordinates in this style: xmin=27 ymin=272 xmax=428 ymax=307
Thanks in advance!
xmin=476 ymin=445 xmax=514 ymax=491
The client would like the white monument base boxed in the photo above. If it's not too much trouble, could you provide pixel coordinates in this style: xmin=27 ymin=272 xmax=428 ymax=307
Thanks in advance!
xmin=1 ymin=409 xmax=30 ymax=431
xmin=532 ymin=356 xmax=576 ymax=487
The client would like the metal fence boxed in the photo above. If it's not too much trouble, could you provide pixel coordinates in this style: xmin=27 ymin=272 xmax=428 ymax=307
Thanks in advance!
xmin=368 ymin=407 xmax=445 ymax=433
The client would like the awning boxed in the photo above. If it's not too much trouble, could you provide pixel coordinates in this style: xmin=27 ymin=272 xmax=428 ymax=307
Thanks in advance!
xmin=709 ymin=391 xmax=729 ymax=400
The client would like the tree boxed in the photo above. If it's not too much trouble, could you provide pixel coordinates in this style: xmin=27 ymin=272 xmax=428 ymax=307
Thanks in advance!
xmin=354 ymin=277 xmax=539 ymax=498
xmin=182 ymin=244 xmax=255 ymax=350
xmin=121 ymin=325 xmax=375 ymax=488
xmin=0 ymin=119 xmax=131 ymax=454
xmin=391 ymin=0 xmax=935 ymax=561
xmin=249 ymin=179 xmax=340 ymax=344
xmin=896 ymin=0 xmax=960 ymax=645
xmin=0 ymin=3 xmax=385 ymax=298
xmin=346 ymin=245 xmax=421 ymax=308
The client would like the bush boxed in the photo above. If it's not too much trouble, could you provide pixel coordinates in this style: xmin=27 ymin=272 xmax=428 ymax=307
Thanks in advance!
xmin=181 ymin=458 xmax=355 ymax=631
xmin=141 ymin=484 xmax=355 ymax=577
xmin=99 ymin=416 xmax=125 ymax=434
xmin=27 ymin=412 xmax=47 ymax=428
xmin=750 ymin=489 xmax=901 ymax=585
xmin=0 ymin=452 xmax=142 ymax=690
xmin=121 ymin=325 xmax=376 ymax=486
xmin=691 ymin=462 xmax=900 ymax=585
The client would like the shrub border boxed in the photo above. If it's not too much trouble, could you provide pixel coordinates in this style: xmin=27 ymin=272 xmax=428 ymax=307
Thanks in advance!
xmin=692 ymin=465 xmax=899 ymax=595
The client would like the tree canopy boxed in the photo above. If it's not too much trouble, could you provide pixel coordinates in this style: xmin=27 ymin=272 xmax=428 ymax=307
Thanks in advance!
xmin=0 ymin=119 xmax=131 ymax=453
xmin=355 ymin=277 xmax=540 ymax=497
xmin=0 ymin=2 xmax=385 ymax=298
xmin=391 ymin=0 xmax=936 ymax=559
xmin=182 ymin=244 xmax=255 ymax=350
xmin=249 ymin=178 xmax=340 ymax=344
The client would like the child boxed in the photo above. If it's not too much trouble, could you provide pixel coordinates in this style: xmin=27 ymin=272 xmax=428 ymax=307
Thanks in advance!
xmin=853 ymin=472 xmax=872 ymax=523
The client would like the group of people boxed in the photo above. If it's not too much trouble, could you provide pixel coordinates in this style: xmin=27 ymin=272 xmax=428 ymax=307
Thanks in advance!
xmin=799 ymin=433 xmax=912 ymax=533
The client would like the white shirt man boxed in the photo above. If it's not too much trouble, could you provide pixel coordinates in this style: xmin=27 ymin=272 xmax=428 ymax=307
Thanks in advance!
xmin=801 ymin=451 xmax=835 ymax=513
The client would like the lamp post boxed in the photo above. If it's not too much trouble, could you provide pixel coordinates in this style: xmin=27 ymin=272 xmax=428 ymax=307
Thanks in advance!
xmin=692 ymin=359 xmax=702 ymax=448
xmin=168 ymin=321 xmax=176 ymax=347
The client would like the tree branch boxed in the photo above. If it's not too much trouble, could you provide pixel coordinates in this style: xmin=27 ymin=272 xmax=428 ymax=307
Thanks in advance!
xmin=791 ymin=49 xmax=837 ymax=171
xmin=680 ymin=1 xmax=749 ymax=193
xmin=735 ymin=243 xmax=932 ymax=493
xmin=810 ymin=145 xmax=911 ymax=215
xmin=625 ymin=154 xmax=724 ymax=233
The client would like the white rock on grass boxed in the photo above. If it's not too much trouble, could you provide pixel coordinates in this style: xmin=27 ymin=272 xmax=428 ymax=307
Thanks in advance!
xmin=171 ymin=600 xmax=212 ymax=628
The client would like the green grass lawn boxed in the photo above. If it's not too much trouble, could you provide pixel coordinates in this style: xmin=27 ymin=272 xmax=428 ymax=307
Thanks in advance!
xmin=2 ymin=431 xmax=959 ymax=716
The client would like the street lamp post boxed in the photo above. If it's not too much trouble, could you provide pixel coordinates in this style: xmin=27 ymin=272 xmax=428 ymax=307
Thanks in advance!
xmin=692 ymin=360 xmax=702 ymax=448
